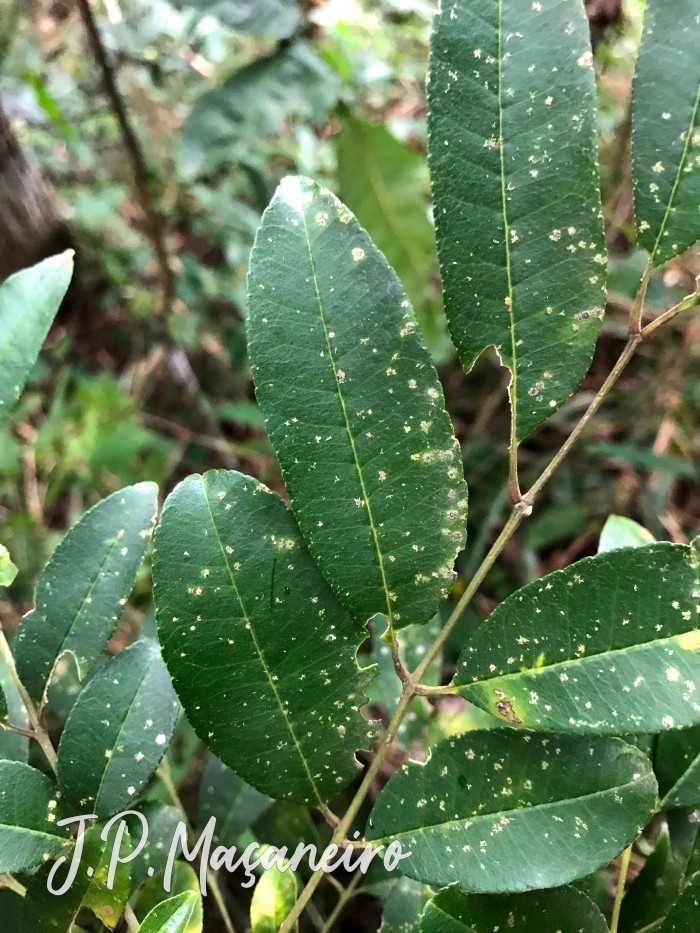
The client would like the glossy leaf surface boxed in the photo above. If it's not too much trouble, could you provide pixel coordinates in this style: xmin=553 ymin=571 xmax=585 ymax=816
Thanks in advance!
xmin=419 ymin=883 xmax=609 ymax=933
xmin=456 ymin=542 xmax=700 ymax=734
xmin=140 ymin=892 xmax=200 ymax=933
xmin=250 ymin=861 xmax=298 ymax=933
xmin=247 ymin=176 xmax=467 ymax=629
xmin=153 ymin=469 xmax=374 ymax=805
xmin=0 ymin=253 xmax=73 ymax=423
xmin=428 ymin=0 xmax=606 ymax=442
xmin=366 ymin=731 xmax=656 ymax=893
xmin=135 ymin=862 xmax=202 ymax=933
xmin=632 ymin=0 xmax=700 ymax=267
xmin=57 ymin=639 xmax=178 ymax=816
xmin=0 ymin=760 xmax=69 ymax=873
xmin=14 ymin=482 xmax=158 ymax=701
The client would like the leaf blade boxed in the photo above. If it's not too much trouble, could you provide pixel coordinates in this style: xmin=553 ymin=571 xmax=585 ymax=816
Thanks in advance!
xmin=0 ymin=760 xmax=70 ymax=873
xmin=140 ymin=892 xmax=200 ymax=933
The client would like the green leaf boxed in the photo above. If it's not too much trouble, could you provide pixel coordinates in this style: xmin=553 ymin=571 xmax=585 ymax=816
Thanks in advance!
xmin=599 ymin=515 xmax=655 ymax=553
xmin=153 ymin=469 xmax=374 ymax=806
xmin=14 ymin=482 xmax=159 ymax=701
xmin=632 ymin=0 xmax=700 ymax=268
xmin=657 ymin=726 xmax=700 ymax=810
xmin=378 ymin=877 xmax=430 ymax=933
xmin=175 ymin=0 xmax=299 ymax=37
xmin=337 ymin=114 xmax=436 ymax=314
xmin=587 ymin=443 xmax=696 ymax=478
xmin=366 ymin=730 xmax=656 ymax=893
xmin=57 ymin=639 xmax=179 ymax=817
xmin=427 ymin=0 xmax=606 ymax=443
xmin=0 ymin=652 xmax=28 ymax=761
xmin=135 ymin=863 xmax=203 ymax=933
xmin=0 ymin=760 xmax=70 ymax=873
xmin=178 ymin=43 xmax=338 ymax=180
xmin=0 ymin=253 xmax=73 ymax=424
xmin=250 ymin=860 xmax=298 ymax=933
xmin=455 ymin=542 xmax=700 ymax=734
xmin=198 ymin=756 xmax=272 ymax=847
xmin=22 ymin=821 xmax=132 ymax=932
xmin=0 ymin=544 xmax=18 ymax=587
xmin=658 ymin=872 xmax=700 ymax=933
xmin=139 ymin=892 xmax=200 ymax=933
xmin=247 ymin=176 xmax=468 ymax=630
xmin=127 ymin=802 xmax=183 ymax=890
xmin=419 ymin=883 xmax=609 ymax=933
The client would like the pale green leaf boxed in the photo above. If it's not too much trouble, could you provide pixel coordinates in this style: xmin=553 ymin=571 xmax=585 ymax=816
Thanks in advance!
xmin=250 ymin=861 xmax=298 ymax=933
xmin=599 ymin=515 xmax=655 ymax=552
xmin=198 ymin=756 xmax=272 ymax=847
xmin=366 ymin=730 xmax=656 ymax=893
xmin=135 ymin=862 xmax=203 ymax=933
xmin=632 ymin=0 xmax=700 ymax=268
xmin=455 ymin=542 xmax=700 ymax=734
xmin=57 ymin=639 xmax=179 ymax=817
xmin=153 ymin=469 xmax=374 ymax=806
xmin=0 ymin=253 xmax=73 ymax=423
xmin=419 ymin=883 xmax=609 ymax=933
xmin=140 ymin=892 xmax=200 ymax=933
xmin=428 ymin=0 xmax=606 ymax=442
xmin=247 ymin=175 xmax=468 ymax=630
xmin=0 ymin=545 xmax=18 ymax=587
xmin=0 ymin=760 xmax=70 ymax=873
xmin=14 ymin=482 xmax=159 ymax=701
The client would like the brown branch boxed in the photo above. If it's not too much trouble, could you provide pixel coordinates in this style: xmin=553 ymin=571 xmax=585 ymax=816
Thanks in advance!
xmin=75 ymin=0 xmax=174 ymax=316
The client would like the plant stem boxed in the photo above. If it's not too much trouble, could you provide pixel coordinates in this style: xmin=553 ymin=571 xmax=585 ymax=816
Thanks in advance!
xmin=635 ymin=919 xmax=665 ymax=933
xmin=320 ymin=872 xmax=363 ymax=933
xmin=0 ymin=873 xmax=26 ymax=896
xmin=610 ymin=845 xmax=633 ymax=933
xmin=641 ymin=282 xmax=700 ymax=339
xmin=628 ymin=259 xmax=653 ymax=336
xmin=124 ymin=903 xmax=141 ymax=932
xmin=507 ymin=443 xmax=521 ymax=504
xmin=75 ymin=0 xmax=174 ymax=317
xmin=0 ymin=627 xmax=57 ymax=772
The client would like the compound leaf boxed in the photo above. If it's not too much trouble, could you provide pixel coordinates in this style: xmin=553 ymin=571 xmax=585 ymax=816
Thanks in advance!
xmin=428 ymin=0 xmax=606 ymax=443
xmin=14 ymin=482 xmax=159 ymax=701
xmin=632 ymin=0 xmax=700 ymax=268
xmin=0 ymin=252 xmax=73 ymax=424
xmin=599 ymin=515 xmax=655 ymax=552
xmin=198 ymin=756 xmax=272 ymax=847
xmin=153 ymin=469 xmax=374 ymax=806
xmin=247 ymin=176 xmax=468 ymax=631
xmin=657 ymin=726 xmax=700 ymax=810
xmin=0 ymin=760 xmax=69 ymax=873
xmin=455 ymin=542 xmax=700 ymax=734
xmin=419 ymin=883 xmax=609 ymax=933
xmin=366 ymin=730 xmax=656 ymax=893
xmin=57 ymin=639 xmax=179 ymax=817
xmin=140 ymin=892 xmax=200 ymax=933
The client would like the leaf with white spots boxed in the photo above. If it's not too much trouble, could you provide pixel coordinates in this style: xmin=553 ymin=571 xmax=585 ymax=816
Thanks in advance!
xmin=0 ymin=760 xmax=70 ymax=873
xmin=57 ymin=639 xmax=179 ymax=817
xmin=13 ymin=482 xmax=159 ymax=701
xmin=657 ymin=872 xmax=700 ymax=933
xmin=127 ymin=802 xmax=183 ymax=889
xmin=152 ymin=469 xmax=375 ymax=806
xmin=366 ymin=730 xmax=656 ymax=893
xmin=632 ymin=0 xmax=700 ymax=268
xmin=427 ymin=0 xmax=606 ymax=444
xmin=419 ymin=883 xmax=609 ymax=933
xmin=455 ymin=541 xmax=700 ymax=734
xmin=198 ymin=756 xmax=272 ymax=847
xmin=246 ymin=175 xmax=468 ymax=632
xmin=0 ymin=252 xmax=73 ymax=424
xmin=599 ymin=515 xmax=655 ymax=553
xmin=139 ymin=892 xmax=200 ymax=933
xmin=657 ymin=726 xmax=700 ymax=810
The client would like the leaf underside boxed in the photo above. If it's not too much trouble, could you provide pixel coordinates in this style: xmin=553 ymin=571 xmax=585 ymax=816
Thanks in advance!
xmin=366 ymin=730 xmax=656 ymax=893
xmin=632 ymin=0 xmax=700 ymax=268
xmin=456 ymin=542 xmax=700 ymax=734
xmin=247 ymin=176 xmax=468 ymax=630
xmin=428 ymin=0 xmax=606 ymax=443
xmin=153 ymin=469 xmax=375 ymax=806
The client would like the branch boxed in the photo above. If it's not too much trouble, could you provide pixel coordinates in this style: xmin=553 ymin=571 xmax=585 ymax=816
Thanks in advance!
xmin=75 ymin=0 xmax=174 ymax=316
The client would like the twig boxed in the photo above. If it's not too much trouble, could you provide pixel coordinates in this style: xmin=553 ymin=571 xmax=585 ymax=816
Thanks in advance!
xmin=320 ymin=872 xmax=363 ymax=933
xmin=0 ymin=873 xmax=26 ymax=896
xmin=507 ymin=444 xmax=521 ymax=505
xmin=75 ymin=0 xmax=174 ymax=316
xmin=641 ymin=281 xmax=700 ymax=339
xmin=0 ymin=627 xmax=57 ymax=772
xmin=124 ymin=903 xmax=141 ymax=932
xmin=610 ymin=845 xmax=633 ymax=933
xmin=628 ymin=260 xmax=653 ymax=336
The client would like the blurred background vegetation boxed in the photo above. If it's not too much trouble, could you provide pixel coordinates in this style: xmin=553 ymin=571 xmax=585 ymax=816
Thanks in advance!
xmin=1 ymin=0 xmax=699 ymax=925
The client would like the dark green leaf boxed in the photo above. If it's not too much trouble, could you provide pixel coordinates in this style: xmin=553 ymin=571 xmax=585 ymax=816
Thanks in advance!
xmin=140 ymin=892 xmax=200 ymax=933
xmin=378 ymin=877 xmax=430 ymax=933
xmin=247 ymin=176 xmax=468 ymax=630
xmin=587 ymin=443 xmax=696 ymax=478
xmin=178 ymin=43 xmax=338 ymax=179
xmin=632 ymin=0 xmax=700 ymax=268
xmin=0 ymin=544 xmax=18 ymax=587
xmin=198 ymin=756 xmax=272 ymax=847
xmin=0 ymin=253 xmax=73 ymax=424
xmin=250 ymin=860 xmax=298 ymax=933
xmin=599 ymin=515 xmax=655 ymax=553
xmin=366 ymin=730 xmax=656 ymax=893
xmin=658 ymin=873 xmax=700 ymax=933
xmin=153 ymin=469 xmax=374 ymax=806
xmin=657 ymin=726 xmax=700 ymax=810
xmin=127 ymin=802 xmax=183 ymax=890
xmin=57 ymin=639 xmax=179 ymax=817
xmin=419 ymin=883 xmax=609 ymax=933
xmin=135 ymin=862 xmax=202 ymax=933
xmin=0 ymin=760 xmax=70 ymax=873
xmin=14 ymin=483 xmax=159 ymax=701
xmin=427 ymin=0 xmax=606 ymax=442
xmin=0 ymin=652 xmax=28 ymax=761
xmin=455 ymin=542 xmax=700 ymax=734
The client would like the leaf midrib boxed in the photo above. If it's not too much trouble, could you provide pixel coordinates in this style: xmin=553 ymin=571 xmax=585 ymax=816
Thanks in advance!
xmin=199 ymin=477 xmax=324 ymax=808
